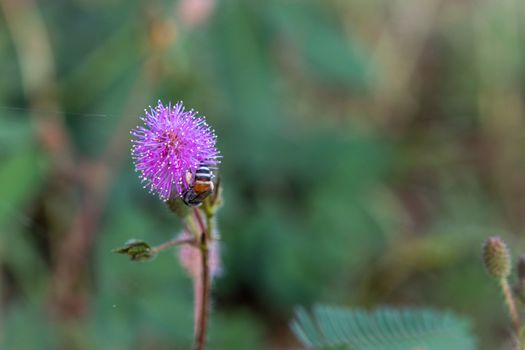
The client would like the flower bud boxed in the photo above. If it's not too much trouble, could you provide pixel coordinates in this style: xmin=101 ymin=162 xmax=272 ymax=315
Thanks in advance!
xmin=113 ymin=239 xmax=153 ymax=261
xmin=483 ymin=236 xmax=511 ymax=279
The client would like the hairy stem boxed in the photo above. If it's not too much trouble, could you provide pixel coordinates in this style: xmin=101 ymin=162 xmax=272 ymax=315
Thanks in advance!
xmin=193 ymin=208 xmax=211 ymax=350
xmin=500 ymin=278 xmax=521 ymax=335
xmin=194 ymin=208 xmax=209 ymax=241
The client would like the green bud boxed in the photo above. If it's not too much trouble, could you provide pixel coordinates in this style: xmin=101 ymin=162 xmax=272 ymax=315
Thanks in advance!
xmin=113 ymin=239 xmax=153 ymax=261
xmin=483 ymin=236 xmax=511 ymax=279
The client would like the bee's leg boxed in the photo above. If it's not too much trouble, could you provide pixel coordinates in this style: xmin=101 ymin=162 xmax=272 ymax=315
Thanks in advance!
xmin=182 ymin=189 xmax=197 ymax=206
xmin=184 ymin=170 xmax=194 ymax=186
xmin=193 ymin=189 xmax=213 ymax=205
xmin=184 ymin=189 xmax=212 ymax=207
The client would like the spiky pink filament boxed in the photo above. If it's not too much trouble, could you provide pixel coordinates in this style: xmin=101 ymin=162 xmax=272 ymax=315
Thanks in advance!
xmin=131 ymin=101 xmax=220 ymax=201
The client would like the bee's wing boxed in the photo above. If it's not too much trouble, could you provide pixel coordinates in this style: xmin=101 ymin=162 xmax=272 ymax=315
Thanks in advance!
xmin=193 ymin=188 xmax=213 ymax=203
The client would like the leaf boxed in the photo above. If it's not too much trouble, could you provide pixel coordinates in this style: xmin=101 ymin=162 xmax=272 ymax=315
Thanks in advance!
xmin=291 ymin=305 xmax=477 ymax=350
xmin=113 ymin=239 xmax=153 ymax=261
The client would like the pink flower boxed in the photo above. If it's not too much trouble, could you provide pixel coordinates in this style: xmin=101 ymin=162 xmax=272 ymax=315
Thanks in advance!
xmin=131 ymin=101 xmax=220 ymax=201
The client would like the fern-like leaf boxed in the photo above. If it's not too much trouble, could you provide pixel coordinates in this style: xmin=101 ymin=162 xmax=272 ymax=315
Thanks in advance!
xmin=291 ymin=305 xmax=476 ymax=350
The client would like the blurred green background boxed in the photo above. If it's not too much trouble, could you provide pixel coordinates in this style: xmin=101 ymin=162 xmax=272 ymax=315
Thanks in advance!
xmin=1 ymin=0 xmax=525 ymax=349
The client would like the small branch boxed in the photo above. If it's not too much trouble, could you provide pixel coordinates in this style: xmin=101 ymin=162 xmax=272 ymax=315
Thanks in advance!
xmin=150 ymin=237 xmax=194 ymax=255
xmin=193 ymin=208 xmax=211 ymax=350
xmin=501 ymin=278 xmax=521 ymax=335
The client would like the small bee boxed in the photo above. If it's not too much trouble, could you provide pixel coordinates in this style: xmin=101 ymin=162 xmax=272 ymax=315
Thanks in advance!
xmin=182 ymin=164 xmax=215 ymax=207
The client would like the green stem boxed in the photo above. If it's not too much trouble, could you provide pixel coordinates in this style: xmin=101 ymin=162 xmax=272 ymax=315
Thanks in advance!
xmin=194 ymin=207 xmax=209 ymax=241
xmin=500 ymin=278 xmax=521 ymax=335
xmin=193 ymin=208 xmax=211 ymax=350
